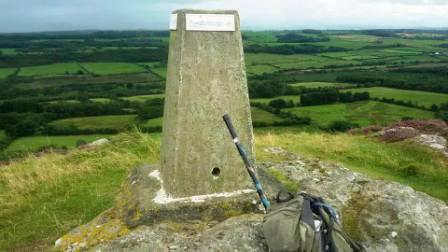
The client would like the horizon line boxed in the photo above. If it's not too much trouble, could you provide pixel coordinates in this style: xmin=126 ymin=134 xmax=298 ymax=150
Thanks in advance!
xmin=1 ymin=27 xmax=448 ymax=35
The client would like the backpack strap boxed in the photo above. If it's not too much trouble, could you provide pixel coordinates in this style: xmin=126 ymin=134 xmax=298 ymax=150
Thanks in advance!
xmin=300 ymin=197 xmax=316 ymax=228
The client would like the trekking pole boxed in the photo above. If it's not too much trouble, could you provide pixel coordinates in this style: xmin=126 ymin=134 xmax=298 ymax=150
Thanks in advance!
xmin=223 ymin=114 xmax=270 ymax=211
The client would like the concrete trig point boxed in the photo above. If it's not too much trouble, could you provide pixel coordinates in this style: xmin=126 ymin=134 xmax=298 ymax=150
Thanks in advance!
xmin=52 ymin=10 xmax=263 ymax=249
xmin=161 ymin=9 xmax=254 ymax=197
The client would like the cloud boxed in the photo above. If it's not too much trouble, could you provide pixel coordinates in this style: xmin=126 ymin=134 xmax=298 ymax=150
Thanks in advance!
xmin=0 ymin=0 xmax=447 ymax=32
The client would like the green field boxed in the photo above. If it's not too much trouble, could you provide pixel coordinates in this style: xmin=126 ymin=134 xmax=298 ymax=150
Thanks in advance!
xmin=289 ymin=82 xmax=354 ymax=89
xmin=245 ymin=53 xmax=358 ymax=70
xmin=343 ymin=87 xmax=448 ymax=108
xmin=151 ymin=67 xmax=167 ymax=78
xmin=246 ymin=64 xmax=279 ymax=75
xmin=140 ymin=107 xmax=287 ymax=129
xmin=142 ymin=117 xmax=163 ymax=128
xmin=0 ymin=68 xmax=16 ymax=79
xmin=5 ymin=135 xmax=112 ymax=152
xmin=251 ymin=95 xmax=300 ymax=105
xmin=48 ymin=115 xmax=137 ymax=131
xmin=139 ymin=62 xmax=167 ymax=78
xmin=139 ymin=62 xmax=161 ymax=68
xmin=80 ymin=63 xmax=146 ymax=75
xmin=18 ymin=63 xmax=85 ymax=77
xmin=90 ymin=98 xmax=112 ymax=103
xmin=121 ymin=94 xmax=165 ymax=102
xmin=0 ymin=130 xmax=7 ymax=141
xmin=251 ymin=107 xmax=286 ymax=125
xmin=285 ymin=101 xmax=434 ymax=127
xmin=45 ymin=99 xmax=80 ymax=104
xmin=0 ymin=48 xmax=17 ymax=55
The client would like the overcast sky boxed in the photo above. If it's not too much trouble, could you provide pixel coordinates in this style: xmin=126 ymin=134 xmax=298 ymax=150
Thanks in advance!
xmin=1 ymin=0 xmax=448 ymax=33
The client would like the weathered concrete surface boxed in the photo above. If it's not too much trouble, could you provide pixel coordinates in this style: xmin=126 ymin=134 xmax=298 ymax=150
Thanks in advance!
xmin=116 ymin=164 xmax=261 ymax=228
xmin=162 ymin=9 xmax=254 ymax=197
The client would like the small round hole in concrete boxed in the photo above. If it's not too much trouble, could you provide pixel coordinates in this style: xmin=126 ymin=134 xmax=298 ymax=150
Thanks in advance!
xmin=211 ymin=167 xmax=221 ymax=177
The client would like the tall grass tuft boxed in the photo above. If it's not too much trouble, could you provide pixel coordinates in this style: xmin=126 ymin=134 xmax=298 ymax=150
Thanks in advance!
xmin=0 ymin=130 xmax=160 ymax=251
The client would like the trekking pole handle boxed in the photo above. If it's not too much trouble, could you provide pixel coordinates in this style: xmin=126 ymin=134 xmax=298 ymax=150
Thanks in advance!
xmin=223 ymin=114 xmax=238 ymax=139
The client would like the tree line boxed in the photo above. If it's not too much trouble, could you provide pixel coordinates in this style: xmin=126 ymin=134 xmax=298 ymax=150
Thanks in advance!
xmin=0 ymin=48 xmax=168 ymax=68
xmin=301 ymin=90 xmax=370 ymax=106
xmin=275 ymin=33 xmax=330 ymax=43
xmin=0 ymin=98 xmax=165 ymax=137
xmin=245 ymin=44 xmax=347 ymax=55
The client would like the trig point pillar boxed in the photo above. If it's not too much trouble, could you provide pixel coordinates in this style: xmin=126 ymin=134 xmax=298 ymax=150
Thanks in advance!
xmin=161 ymin=9 xmax=254 ymax=197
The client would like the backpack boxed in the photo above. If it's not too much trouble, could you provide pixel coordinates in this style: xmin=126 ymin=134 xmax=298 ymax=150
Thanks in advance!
xmin=262 ymin=192 xmax=365 ymax=252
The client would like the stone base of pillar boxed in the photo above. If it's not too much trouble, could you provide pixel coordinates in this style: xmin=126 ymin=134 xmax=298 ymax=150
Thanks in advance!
xmin=54 ymin=163 xmax=285 ymax=251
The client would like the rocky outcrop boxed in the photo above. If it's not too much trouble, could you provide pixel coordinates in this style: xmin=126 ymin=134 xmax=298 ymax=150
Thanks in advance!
xmin=261 ymin=147 xmax=448 ymax=252
xmin=56 ymin=147 xmax=448 ymax=252
xmin=413 ymin=134 xmax=447 ymax=156
xmin=90 ymin=214 xmax=267 ymax=252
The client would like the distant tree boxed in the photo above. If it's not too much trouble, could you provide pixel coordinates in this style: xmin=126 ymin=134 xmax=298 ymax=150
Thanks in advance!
xmin=269 ymin=99 xmax=287 ymax=109
xmin=302 ymin=29 xmax=322 ymax=34
xmin=5 ymin=117 xmax=39 ymax=137
xmin=287 ymin=100 xmax=295 ymax=108
xmin=137 ymin=98 xmax=164 ymax=120
xmin=430 ymin=104 xmax=439 ymax=112
xmin=328 ymin=120 xmax=359 ymax=132
xmin=301 ymin=89 xmax=339 ymax=106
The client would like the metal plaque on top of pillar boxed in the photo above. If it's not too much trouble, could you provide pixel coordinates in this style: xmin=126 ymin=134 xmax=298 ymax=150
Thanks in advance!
xmin=161 ymin=9 xmax=254 ymax=197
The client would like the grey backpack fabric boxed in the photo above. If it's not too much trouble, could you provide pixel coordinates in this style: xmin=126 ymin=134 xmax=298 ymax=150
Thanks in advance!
xmin=262 ymin=192 xmax=365 ymax=252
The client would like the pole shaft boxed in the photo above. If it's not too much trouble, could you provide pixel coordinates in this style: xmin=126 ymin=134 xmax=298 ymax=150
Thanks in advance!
xmin=223 ymin=114 xmax=270 ymax=210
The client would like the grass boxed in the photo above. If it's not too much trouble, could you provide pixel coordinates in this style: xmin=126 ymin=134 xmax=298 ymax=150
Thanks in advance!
xmin=289 ymin=82 xmax=354 ymax=89
xmin=80 ymin=63 xmax=146 ymax=75
xmin=139 ymin=62 xmax=161 ymax=68
xmin=285 ymin=101 xmax=434 ymax=127
xmin=251 ymin=95 xmax=300 ymax=105
xmin=0 ymin=68 xmax=16 ymax=79
xmin=140 ymin=107 xmax=288 ymax=129
xmin=48 ymin=115 xmax=137 ymax=131
xmin=0 ymin=130 xmax=7 ymax=141
xmin=245 ymin=53 xmax=357 ymax=70
xmin=251 ymin=107 xmax=286 ymax=125
xmin=0 ymin=132 xmax=159 ymax=251
xmin=343 ymin=87 xmax=448 ymax=108
xmin=142 ymin=117 xmax=163 ymax=128
xmin=44 ymin=99 xmax=80 ymax=104
xmin=255 ymin=130 xmax=448 ymax=201
xmin=247 ymin=64 xmax=279 ymax=75
xmin=5 ymin=135 xmax=112 ymax=152
xmin=120 ymin=94 xmax=165 ymax=102
xmin=18 ymin=63 xmax=85 ymax=77
xmin=0 ymin=48 xmax=17 ymax=55
xmin=90 ymin=98 xmax=112 ymax=103
xmin=150 ymin=67 xmax=167 ymax=78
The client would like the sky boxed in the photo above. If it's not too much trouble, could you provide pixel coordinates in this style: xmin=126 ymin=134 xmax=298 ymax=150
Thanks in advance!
xmin=0 ymin=0 xmax=448 ymax=33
